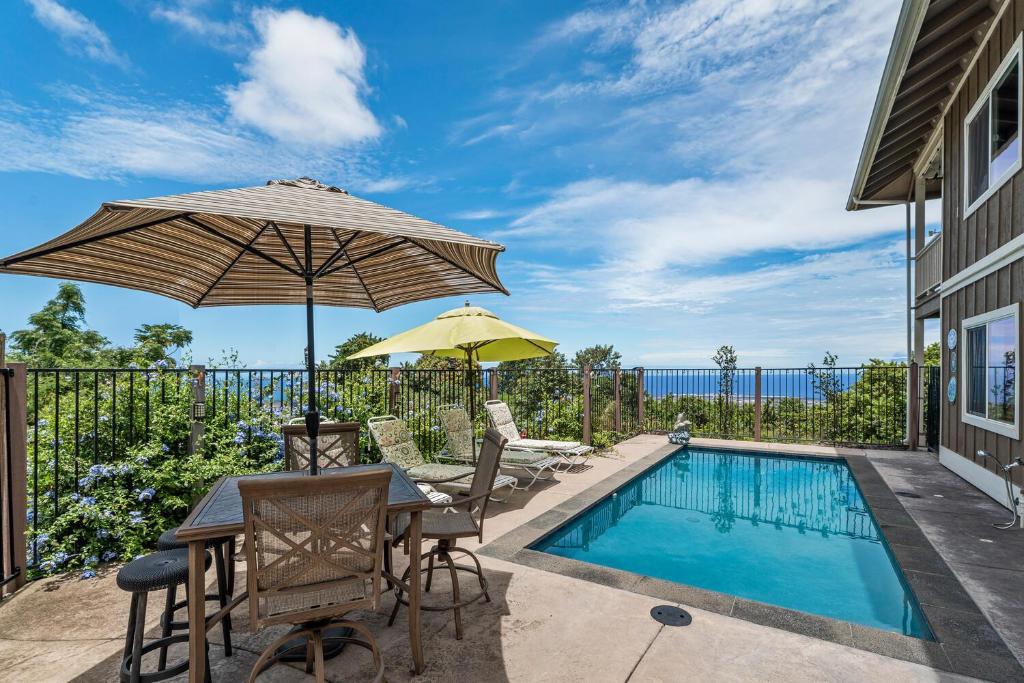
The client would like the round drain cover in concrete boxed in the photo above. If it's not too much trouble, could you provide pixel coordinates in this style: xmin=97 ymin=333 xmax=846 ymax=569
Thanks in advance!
xmin=651 ymin=605 xmax=692 ymax=626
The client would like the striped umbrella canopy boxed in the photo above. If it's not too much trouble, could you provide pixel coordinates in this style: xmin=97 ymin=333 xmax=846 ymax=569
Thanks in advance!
xmin=0 ymin=177 xmax=509 ymax=473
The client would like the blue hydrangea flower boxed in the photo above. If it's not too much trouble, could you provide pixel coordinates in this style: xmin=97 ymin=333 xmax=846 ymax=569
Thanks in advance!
xmin=232 ymin=433 xmax=245 ymax=444
xmin=70 ymin=492 xmax=81 ymax=503
xmin=81 ymin=496 xmax=96 ymax=506
xmin=136 ymin=456 xmax=149 ymax=465
xmin=38 ymin=419 xmax=48 ymax=428
xmin=88 ymin=464 xmax=106 ymax=477
xmin=36 ymin=533 xmax=49 ymax=545
xmin=161 ymin=443 xmax=170 ymax=453
xmin=129 ymin=511 xmax=144 ymax=525
xmin=138 ymin=488 xmax=156 ymax=502
xmin=85 ymin=555 xmax=98 ymax=566
xmin=155 ymin=359 xmax=168 ymax=369
xmin=101 ymin=550 xmax=117 ymax=562
xmin=53 ymin=551 xmax=69 ymax=565
xmin=96 ymin=529 xmax=110 ymax=539
xmin=80 ymin=569 xmax=97 ymax=580
xmin=39 ymin=560 xmax=56 ymax=573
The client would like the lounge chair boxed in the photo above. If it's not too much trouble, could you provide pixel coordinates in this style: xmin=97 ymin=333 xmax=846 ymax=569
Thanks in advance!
xmin=367 ymin=415 xmax=513 ymax=500
xmin=484 ymin=400 xmax=594 ymax=471
xmin=437 ymin=404 xmax=557 ymax=491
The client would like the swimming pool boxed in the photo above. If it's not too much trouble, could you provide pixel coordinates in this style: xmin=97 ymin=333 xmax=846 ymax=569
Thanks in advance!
xmin=532 ymin=448 xmax=932 ymax=638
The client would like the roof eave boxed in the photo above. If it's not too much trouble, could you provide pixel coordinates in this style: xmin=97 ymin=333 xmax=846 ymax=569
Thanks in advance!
xmin=847 ymin=0 xmax=932 ymax=212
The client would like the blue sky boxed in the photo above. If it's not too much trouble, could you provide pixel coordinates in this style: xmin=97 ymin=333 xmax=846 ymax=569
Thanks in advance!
xmin=0 ymin=0 xmax=938 ymax=368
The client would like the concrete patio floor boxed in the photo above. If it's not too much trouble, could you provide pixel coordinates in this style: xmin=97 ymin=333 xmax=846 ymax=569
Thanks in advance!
xmin=0 ymin=435 xmax=1013 ymax=682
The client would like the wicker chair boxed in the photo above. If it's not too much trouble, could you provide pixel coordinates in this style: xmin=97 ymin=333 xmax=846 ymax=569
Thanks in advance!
xmin=282 ymin=421 xmax=361 ymax=471
xmin=484 ymin=400 xmax=593 ymax=471
xmin=388 ymin=428 xmax=507 ymax=639
xmin=367 ymin=415 xmax=476 ymax=493
xmin=437 ymin=404 xmax=556 ymax=493
xmin=239 ymin=468 xmax=392 ymax=682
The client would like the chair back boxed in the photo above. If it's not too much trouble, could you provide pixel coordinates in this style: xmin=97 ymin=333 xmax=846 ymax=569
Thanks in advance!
xmin=468 ymin=428 xmax=507 ymax=531
xmin=239 ymin=467 xmax=392 ymax=629
xmin=483 ymin=400 xmax=521 ymax=443
xmin=367 ymin=416 xmax=425 ymax=470
xmin=282 ymin=422 xmax=360 ymax=471
xmin=437 ymin=404 xmax=474 ymax=463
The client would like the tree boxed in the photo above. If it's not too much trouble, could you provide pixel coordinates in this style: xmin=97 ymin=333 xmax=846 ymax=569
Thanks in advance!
xmin=924 ymin=342 xmax=940 ymax=366
xmin=573 ymin=344 xmax=621 ymax=370
xmin=713 ymin=345 xmax=738 ymax=434
xmin=9 ymin=282 xmax=110 ymax=366
xmin=807 ymin=352 xmax=843 ymax=442
xmin=133 ymin=323 xmax=193 ymax=367
xmin=327 ymin=332 xmax=388 ymax=372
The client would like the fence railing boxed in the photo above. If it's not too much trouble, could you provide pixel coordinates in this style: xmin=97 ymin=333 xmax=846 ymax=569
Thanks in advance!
xmin=16 ymin=362 xmax=923 ymax=570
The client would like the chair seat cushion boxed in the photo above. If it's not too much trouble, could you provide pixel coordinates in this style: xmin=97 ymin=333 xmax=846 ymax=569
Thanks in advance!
xmin=406 ymin=463 xmax=476 ymax=489
xmin=422 ymin=509 xmax=479 ymax=538
xmin=117 ymin=549 xmax=211 ymax=593
xmin=509 ymin=438 xmax=584 ymax=452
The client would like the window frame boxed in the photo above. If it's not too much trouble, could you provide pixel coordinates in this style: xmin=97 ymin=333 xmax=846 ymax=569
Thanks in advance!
xmin=960 ymin=303 xmax=1020 ymax=439
xmin=963 ymin=34 xmax=1023 ymax=218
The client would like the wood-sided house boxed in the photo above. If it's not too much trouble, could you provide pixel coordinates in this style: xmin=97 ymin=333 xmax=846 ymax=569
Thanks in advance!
xmin=850 ymin=0 xmax=1022 ymax=510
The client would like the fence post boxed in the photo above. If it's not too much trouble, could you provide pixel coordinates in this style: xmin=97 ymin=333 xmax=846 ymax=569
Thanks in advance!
xmin=389 ymin=367 xmax=401 ymax=416
xmin=1 ymin=352 xmax=28 ymax=597
xmin=908 ymin=362 xmax=920 ymax=449
xmin=637 ymin=367 xmax=645 ymax=432
xmin=613 ymin=368 xmax=622 ymax=433
xmin=754 ymin=367 xmax=762 ymax=442
xmin=488 ymin=368 xmax=498 ymax=402
xmin=582 ymin=366 xmax=592 ymax=446
xmin=188 ymin=365 xmax=205 ymax=455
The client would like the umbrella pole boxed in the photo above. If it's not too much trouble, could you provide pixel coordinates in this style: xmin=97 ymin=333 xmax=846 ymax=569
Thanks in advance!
xmin=467 ymin=349 xmax=477 ymax=463
xmin=303 ymin=225 xmax=320 ymax=476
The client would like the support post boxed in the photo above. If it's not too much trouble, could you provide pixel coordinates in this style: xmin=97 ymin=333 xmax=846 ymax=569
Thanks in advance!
xmin=188 ymin=365 xmax=205 ymax=456
xmin=388 ymin=367 xmax=400 ymax=416
xmin=582 ymin=366 xmax=592 ymax=446
xmin=636 ymin=367 xmax=645 ymax=432
xmin=1 ymin=352 xmax=28 ymax=597
xmin=488 ymin=368 xmax=498 ymax=402
xmin=908 ymin=362 xmax=920 ymax=450
xmin=613 ymin=368 xmax=622 ymax=433
xmin=754 ymin=367 xmax=763 ymax=442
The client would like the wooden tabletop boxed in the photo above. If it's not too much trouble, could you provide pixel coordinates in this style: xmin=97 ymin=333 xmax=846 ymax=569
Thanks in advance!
xmin=176 ymin=463 xmax=430 ymax=543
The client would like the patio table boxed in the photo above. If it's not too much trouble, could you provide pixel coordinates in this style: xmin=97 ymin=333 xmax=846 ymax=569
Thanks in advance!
xmin=175 ymin=463 xmax=431 ymax=682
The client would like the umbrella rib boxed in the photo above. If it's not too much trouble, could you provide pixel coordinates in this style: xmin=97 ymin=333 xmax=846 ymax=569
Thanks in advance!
xmin=318 ymin=238 xmax=407 ymax=278
xmin=328 ymin=229 xmax=379 ymax=312
xmin=314 ymin=230 xmax=360 ymax=278
xmin=194 ymin=222 xmax=270 ymax=307
xmin=2 ymin=213 xmax=189 ymax=266
xmin=269 ymin=221 xmax=304 ymax=272
xmin=181 ymin=215 xmax=303 ymax=278
xmin=404 ymin=237 xmax=509 ymax=295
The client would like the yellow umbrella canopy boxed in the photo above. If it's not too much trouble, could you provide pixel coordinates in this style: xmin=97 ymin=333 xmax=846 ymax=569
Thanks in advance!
xmin=348 ymin=303 xmax=557 ymax=363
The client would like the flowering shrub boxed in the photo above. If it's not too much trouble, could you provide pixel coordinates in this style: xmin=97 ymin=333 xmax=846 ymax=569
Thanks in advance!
xmin=30 ymin=383 xmax=284 ymax=578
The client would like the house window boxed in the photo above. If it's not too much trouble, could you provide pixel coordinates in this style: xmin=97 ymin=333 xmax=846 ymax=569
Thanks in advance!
xmin=962 ymin=304 xmax=1019 ymax=438
xmin=964 ymin=37 xmax=1022 ymax=215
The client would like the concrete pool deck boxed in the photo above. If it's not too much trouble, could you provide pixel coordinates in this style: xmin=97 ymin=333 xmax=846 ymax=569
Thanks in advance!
xmin=0 ymin=435 xmax=1018 ymax=682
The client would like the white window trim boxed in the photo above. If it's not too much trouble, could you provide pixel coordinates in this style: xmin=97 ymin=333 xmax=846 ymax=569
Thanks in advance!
xmin=961 ymin=303 xmax=1020 ymax=439
xmin=963 ymin=33 xmax=1024 ymax=219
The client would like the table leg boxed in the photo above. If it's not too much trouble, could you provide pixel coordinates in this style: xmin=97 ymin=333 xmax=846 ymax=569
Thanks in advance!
xmin=188 ymin=540 xmax=207 ymax=683
xmin=408 ymin=510 xmax=424 ymax=675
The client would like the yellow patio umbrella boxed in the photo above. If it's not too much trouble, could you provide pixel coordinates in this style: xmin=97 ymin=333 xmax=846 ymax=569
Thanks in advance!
xmin=349 ymin=302 xmax=557 ymax=455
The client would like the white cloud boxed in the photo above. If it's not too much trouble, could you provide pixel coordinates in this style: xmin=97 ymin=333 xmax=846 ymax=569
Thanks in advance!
xmin=353 ymin=176 xmax=414 ymax=193
xmin=151 ymin=1 xmax=250 ymax=49
xmin=26 ymin=0 xmax=126 ymax=66
xmin=463 ymin=123 xmax=516 ymax=147
xmin=224 ymin=9 xmax=381 ymax=146
xmin=452 ymin=209 xmax=506 ymax=220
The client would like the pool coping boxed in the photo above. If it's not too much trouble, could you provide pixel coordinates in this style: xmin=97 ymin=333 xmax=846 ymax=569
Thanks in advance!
xmin=479 ymin=443 xmax=1024 ymax=683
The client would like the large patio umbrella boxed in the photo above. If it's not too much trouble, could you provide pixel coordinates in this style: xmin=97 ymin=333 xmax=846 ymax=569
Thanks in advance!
xmin=348 ymin=302 xmax=556 ymax=456
xmin=0 ymin=177 xmax=508 ymax=475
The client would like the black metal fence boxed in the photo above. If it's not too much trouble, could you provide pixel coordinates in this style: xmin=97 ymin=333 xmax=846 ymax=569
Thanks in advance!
xmin=1 ymin=368 xmax=21 ymax=596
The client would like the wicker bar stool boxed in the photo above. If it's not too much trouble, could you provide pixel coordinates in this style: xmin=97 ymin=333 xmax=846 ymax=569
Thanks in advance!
xmin=389 ymin=428 xmax=507 ymax=639
xmin=157 ymin=527 xmax=235 ymax=656
xmin=117 ymin=549 xmax=212 ymax=683
xmin=239 ymin=466 xmax=392 ymax=682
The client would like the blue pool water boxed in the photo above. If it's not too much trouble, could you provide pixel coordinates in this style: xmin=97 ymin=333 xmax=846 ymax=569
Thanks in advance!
xmin=533 ymin=448 xmax=932 ymax=638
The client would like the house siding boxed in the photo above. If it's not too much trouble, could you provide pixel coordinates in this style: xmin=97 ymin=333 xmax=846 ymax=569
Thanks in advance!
xmin=940 ymin=2 xmax=1024 ymax=489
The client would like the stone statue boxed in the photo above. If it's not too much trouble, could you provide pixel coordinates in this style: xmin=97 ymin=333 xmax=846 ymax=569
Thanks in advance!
xmin=668 ymin=413 xmax=691 ymax=445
